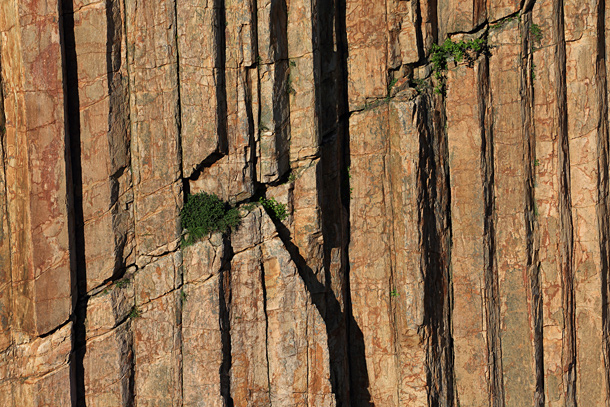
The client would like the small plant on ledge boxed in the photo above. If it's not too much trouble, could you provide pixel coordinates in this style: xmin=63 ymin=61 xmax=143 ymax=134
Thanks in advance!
xmin=430 ymin=37 xmax=487 ymax=94
xmin=180 ymin=192 xmax=240 ymax=247
xmin=259 ymin=197 xmax=289 ymax=221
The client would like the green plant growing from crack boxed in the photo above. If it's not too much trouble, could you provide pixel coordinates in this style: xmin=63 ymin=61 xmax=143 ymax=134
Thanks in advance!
xmin=530 ymin=23 xmax=543 ymax=43
xmin=129 ymin=306 xmax=141 ymax=319
xmin=180 ymin=192 xmax=241 ymax=247
xmin=430 ymin=37 xmax=487 ymax=94
xmin=259 ymin=197 xmax=289 ymax=221
xmin=115 ymin=278 xmax=130 ymax=289
xmin=387 ymin=77 xmax=398 ymax=98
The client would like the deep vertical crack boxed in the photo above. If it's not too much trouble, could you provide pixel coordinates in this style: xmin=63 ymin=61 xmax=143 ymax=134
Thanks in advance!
xmin=419 ymin=92 xmax=455 ymax=407
xmin=521 ymin=11 xmax=544 ymax=407
xmin=478 ymin=54 xmax=505 ymax=407
xmin=215 ymin=0 xmax=228 ymax=154
xmin=554 ymin=0 xmax=577 ymax=403
xmin=595 ymin=0 xmax=610 ymax=400
xmin=60 ymin=0 xmax=87 ymax=404
xmin=219 ymin=237 xmax=234 ymax=407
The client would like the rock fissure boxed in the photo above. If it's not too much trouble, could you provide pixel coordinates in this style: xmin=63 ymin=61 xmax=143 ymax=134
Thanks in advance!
xmin=554 ymin=0 xmax=577 ymax=403
xmin=595 ymin=0 xmax=610 ymax=400
xmin=520 ymin=11 xmax=544 ymax=407
xmin=477 ymin=53 xmax=505 ymax=407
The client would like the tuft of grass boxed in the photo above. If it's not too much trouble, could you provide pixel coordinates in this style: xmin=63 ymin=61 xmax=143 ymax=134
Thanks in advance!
xmin=387 ymin=77 xmax=398 ymax=97
xmin=181 ymin=192 xmax=241 ymax=247
xmin=530 ymin=23 xmax=543 ymax=43
xmin=129 ymin=306 xmax=141 ymax=319
xmin=115 ymin=278 xmax=130 ymax=289
xmin=490 ymin=13 xmax=520 ymax=31
xmin=390 ymin=289 xmax=399 ymax=298
xmin=531 ymin=62 xmax=537 ymax=81
xmin=259 ymin=197 xmax=288 ymax=221
xmin=287 ymin=73 xmax=296 ymax=96
xmin=180 ymin=289 xmax=188 ymax=304
xmin=429 ymin=37 xmax=487 ymax=95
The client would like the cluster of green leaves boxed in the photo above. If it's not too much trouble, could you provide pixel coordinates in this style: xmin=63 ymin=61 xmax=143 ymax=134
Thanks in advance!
xmin=259 ymin=197 xmax=288 ymax=221
xmin=387 ymin=77 xmax=398 ymax=96
xmin=180 ymin=192 xmax=240 ymax=246
xmin=490 ymin=13 xmax=520 ymax=31
xmin=129 ymin=306 xmax=141 ymax=319
xmin=530 ymin=23 xmax=543 ymax=43
xmin=430 ymin=38 xmax=487 ymax=94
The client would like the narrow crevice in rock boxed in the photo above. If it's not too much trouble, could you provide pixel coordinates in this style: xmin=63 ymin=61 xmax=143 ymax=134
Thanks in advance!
xmin=413 ymin=0 xmax=426 ymax=60
xmin=554 ymin=1 xmax=577 ymax=403
xmin=0 ymin=39 xmax=14 ymax=354
xmin=271 ymin=0 xmax=290 ymax=177
xmin=268 ymin=216 xmax=371 ymax=406
xmin=173 ymin=1 xmax=186 ymax=397
xmin=335 ymin=0 xmax=364 ymax=405
xmin=215 ymin=0 xmax=228 ymax=155
xmin=260 ymin=258 xmax=273 ymax=404
xmin=595 ymin=0 xmax=610 ymax=399
xmin=127 ymin=318 xmax=136 ymax=407
xmin=314 ymin=0 xmax=351 ymax=404
xmin=478 ymin=54 xmax=505 ymax=407
xmin=418 ymin=92 xmax=455 ymax=407
xmin=173 ymin=0 xmax=184 ymax=195
xmin=520 ymin=11 xmax=545 ymax=406
xmin=219 ymin=237 xmax=234 ymax=407
xmin=60 ymin=0 xmax=87 ymax=404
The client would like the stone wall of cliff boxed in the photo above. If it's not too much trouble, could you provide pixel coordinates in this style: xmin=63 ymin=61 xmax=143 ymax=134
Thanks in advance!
xmin=0 ymin=0 xmax=609 ymax=406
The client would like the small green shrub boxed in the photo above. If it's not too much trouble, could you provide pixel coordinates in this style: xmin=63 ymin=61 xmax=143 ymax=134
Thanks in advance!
xmin=115 ymin=278 xmax=130 ymax=289
xmin=387 ymin=77 xmax=398 ymax=96
xmin=430 ymin=37 xmax=487 ymax=94
xmin=129 ymin=306 xmax=141 ymax=319
xmin=259 ymin=197 xmax=288 ymax=221
xmin=390 ymin=289 xmax=399 ymax=298
xmin=181 ymin=192 xmax=240 ymax=246
xmin=180 ymin=289 xmax=188 ymax=304
xmin=530 ymin=24 xmax=543 ymax=43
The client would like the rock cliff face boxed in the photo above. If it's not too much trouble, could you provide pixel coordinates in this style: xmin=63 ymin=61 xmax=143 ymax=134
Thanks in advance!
xmin=1 ymin=0 xmax=609 ymax=406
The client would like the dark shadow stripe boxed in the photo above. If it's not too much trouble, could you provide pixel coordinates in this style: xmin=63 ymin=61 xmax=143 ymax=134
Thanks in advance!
xmin=554 ymin=0 xmax=577 ymax=403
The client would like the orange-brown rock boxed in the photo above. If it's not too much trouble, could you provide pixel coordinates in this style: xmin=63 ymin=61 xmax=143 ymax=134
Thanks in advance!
xmin=1 ymin=0 xmax=610 ymax=406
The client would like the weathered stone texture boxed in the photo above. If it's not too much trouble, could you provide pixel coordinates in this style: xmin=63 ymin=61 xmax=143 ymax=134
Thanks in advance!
xmin=446 ymin=64 xmax=489 ymax=407
xmin=73 ymin=0 xmax=134 ymax=292
xmin=2 ymin=0 xmax=610 ymax=406
xmin=0 ymin=0 xmax=73 ymax=338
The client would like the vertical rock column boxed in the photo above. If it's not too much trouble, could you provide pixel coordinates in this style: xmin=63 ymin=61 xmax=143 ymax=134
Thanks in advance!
xmin=388 ymin=98 xmax=427 ymax=406
xmin=564 ymin=0 xmax=608 ymax=403
xmin=125 ymin=1 xmax=183 ymax=406
xmin=72 ymin=0 xmax=134 ymax=292
xmin=0 ymin=0 xmax=74 ymax=338
xmin=177 ymin=0 xmax=225 ymax=178
xmin=0 ymin=0 xmax=74 ymax=404
xmin=0 ymin=47 xmax=10 ymax=352
xmin=181 ymin=234 xmax=226 ymax=407
xmin=127 ymin=0 xmax=182 ymax=258
xmin=532 ymin=0 xmax=565 ymax=404
xmin=489 ymin=19 xmax=537 ymax=405
xmin=345 ymin=1 xmax=396 ymax=405
xmin=445 ymin=62 xmax=489 ymax=406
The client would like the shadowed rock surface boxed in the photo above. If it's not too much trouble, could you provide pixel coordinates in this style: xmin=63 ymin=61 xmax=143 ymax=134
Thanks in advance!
xmin=0 ymin=0 xmax=609 ymax=406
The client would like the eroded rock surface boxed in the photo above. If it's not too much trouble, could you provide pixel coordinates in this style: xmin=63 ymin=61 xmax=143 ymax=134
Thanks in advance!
xmin=1 ymin=0 xmax=610 ymax=406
